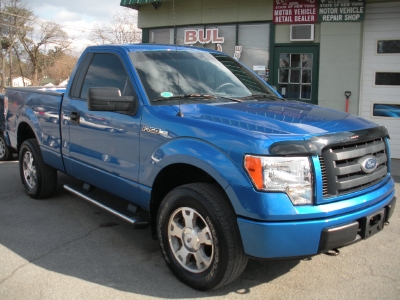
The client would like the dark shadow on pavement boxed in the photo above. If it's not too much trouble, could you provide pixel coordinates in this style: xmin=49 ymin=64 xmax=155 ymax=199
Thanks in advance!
xmin=0 ymin=166 xmax=300 ymax=298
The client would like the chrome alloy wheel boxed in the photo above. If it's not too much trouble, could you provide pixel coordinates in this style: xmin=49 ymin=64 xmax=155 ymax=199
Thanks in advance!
xmin=168 ymin=207 xmax=214 ymax=273
xmin=22 ymin=151 xmax=37 ymax=189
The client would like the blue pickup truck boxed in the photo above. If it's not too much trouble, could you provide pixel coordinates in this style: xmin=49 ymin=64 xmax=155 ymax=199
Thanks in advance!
xmin=4 ymin=44 xmax=396 ymax=290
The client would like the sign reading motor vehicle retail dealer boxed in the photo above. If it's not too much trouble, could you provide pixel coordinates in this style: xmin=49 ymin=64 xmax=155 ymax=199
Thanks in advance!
xmin=273 ymin=0 xmax=318 ymax=24
xmin=318 ymin=0 xmax=365 ymax=22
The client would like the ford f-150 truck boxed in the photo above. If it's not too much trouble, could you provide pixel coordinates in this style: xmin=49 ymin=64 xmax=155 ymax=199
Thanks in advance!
xmin=3 ymin=44 xmax=396 ymax=290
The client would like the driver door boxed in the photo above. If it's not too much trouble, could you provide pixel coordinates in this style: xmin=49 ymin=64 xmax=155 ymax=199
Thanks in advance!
xmin=63 ymin=52 xmax=142 ymax=199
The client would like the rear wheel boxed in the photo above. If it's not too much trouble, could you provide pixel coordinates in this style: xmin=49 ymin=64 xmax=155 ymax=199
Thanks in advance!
xmin=0 ymin=134 xmax=10 ymax=161
xmin=19 ymin=139 xmax=57 ymax=199
xmin=157 ymin=183 xmax=248 ymax=290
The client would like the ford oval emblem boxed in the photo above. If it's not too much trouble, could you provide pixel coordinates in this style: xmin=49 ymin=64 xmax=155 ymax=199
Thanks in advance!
xmin=359 ymin=155 xmax=378 ymax=174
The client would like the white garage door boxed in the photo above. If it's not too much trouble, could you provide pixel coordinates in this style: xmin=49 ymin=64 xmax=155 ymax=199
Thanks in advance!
xmin=359 ymin=2 xmax=400 ymax=159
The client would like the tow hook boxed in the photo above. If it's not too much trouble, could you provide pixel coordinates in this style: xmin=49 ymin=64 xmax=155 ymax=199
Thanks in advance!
xmin=325 ymin=248 xmax=340 ymax=256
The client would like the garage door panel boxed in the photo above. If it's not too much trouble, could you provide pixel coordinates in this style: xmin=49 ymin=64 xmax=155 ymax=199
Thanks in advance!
xmin=360 ymin=2 xmax=400 ymax=159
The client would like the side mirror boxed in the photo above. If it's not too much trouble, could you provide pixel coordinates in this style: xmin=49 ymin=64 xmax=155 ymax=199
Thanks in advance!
xmin=87 ymin=87 xmax=134 ymax=112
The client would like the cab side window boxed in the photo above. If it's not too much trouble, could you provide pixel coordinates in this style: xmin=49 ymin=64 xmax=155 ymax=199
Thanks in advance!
xmin=80 ymin=53 xmax=134 ymax=99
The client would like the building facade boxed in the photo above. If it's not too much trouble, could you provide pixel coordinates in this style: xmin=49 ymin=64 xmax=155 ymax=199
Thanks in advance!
xmin=120 ymin=0 xmax=400 ymax=159
xmin=12 ymin=76 xmax=32 ymax=87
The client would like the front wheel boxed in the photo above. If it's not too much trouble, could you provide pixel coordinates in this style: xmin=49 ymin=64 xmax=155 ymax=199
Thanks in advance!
xmin=19 ymin=139 xmax=57 ymax=199
xmin=157 ymin=183 xmax=248 ymax=290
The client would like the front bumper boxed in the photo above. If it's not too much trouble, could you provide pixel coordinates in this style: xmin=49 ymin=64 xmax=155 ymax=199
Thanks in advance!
xmin=237 ymin=194 xmax=396 ymax=259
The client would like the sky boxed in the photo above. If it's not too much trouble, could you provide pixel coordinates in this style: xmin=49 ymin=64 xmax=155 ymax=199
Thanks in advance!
xmin=27 ymin=0 xmax=133 ymax=53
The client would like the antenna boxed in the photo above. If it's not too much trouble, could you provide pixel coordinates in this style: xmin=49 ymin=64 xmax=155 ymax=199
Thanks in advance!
xmin=173 ymin=0 xmax=184 ymax=117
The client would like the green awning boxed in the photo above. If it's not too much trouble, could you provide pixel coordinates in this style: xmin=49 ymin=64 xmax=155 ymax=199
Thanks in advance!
xmin=120 ymin=0 xmax=163 ymax=8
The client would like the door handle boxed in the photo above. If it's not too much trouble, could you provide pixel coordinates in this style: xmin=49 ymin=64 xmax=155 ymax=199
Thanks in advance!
xmin=70 ymin=111 xmax=80 ymax=125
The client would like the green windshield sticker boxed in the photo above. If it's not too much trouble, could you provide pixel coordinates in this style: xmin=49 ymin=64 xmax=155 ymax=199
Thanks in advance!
xmin=161 ymin=92 xmax=173 ymax=98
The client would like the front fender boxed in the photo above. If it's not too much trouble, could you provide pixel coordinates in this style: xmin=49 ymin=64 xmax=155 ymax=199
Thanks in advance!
xmin=140 ymin=137 xmax=252 ymax=190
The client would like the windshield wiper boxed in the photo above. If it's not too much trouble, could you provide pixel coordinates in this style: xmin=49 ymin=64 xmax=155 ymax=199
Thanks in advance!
xmin=152 ymin=94 xmax=216 ymax=102
xmin=238 ymin=93 xmax=284 ymax=101
xmin=219 ymin=96 xmax=244 ymax=103
xmin=250 ymin=93 xmax=284 ymax=100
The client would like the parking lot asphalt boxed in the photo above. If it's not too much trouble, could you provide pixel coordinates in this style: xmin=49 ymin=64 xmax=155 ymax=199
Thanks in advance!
xmin=0 ymin=160 xmax=399 ymax=300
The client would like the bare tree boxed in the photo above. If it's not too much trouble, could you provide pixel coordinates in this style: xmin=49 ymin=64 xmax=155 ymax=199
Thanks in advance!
xmin=0 ymin=0 xmax=31 ymax=90
xmin=90 ymin=8 xmax=141 ymax=45
xmin=18 ymin=20 xmax=70 ymax=85
xmin=44 ymin=51 xmax=77 ymax=85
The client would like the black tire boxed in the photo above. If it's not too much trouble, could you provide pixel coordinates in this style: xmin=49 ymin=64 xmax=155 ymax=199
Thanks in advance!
xmin=19 ymin=139 xmax=57 ymax=199
xmin=157 ymin=183 xmax=248 ymax=291
xmin=0 ymin=133 xmax=10 ymax=161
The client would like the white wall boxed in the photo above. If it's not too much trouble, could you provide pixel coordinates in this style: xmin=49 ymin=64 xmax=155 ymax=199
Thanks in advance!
xmin=318 ymin=22 xmax=363 ymax=114
xmin=359 ymin=1 xmax=400 ymax=159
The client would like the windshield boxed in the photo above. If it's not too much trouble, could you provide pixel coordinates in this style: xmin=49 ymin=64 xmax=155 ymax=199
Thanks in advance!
xmin=129 ymin=50 xmax=277 ymax=105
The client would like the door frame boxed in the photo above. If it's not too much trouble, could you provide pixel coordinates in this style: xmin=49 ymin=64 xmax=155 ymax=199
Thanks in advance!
xmin=270 ymin=44 xmax=320 ymax=105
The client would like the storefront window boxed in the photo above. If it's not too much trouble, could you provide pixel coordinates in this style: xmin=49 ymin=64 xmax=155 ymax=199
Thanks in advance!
xmin=176 ymin=26 xmax=204 ymax=46
xmin=149 ymin=28 xmax=174 ymax=44
xmin=148 ymin=23 xmax=271 ymax=82
xmin=204 ymin=25 xmax=236 ymax=57
xmin=238 ymin=23 xmax=270 ymax=82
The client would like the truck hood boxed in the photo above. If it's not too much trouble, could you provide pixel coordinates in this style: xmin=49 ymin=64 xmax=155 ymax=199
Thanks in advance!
xmin=175 ymin=100 xmax=378 ymax=138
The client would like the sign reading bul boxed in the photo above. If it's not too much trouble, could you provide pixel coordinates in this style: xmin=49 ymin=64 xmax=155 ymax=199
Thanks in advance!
xmin=184 ymin=29 xmax=224 ymax=44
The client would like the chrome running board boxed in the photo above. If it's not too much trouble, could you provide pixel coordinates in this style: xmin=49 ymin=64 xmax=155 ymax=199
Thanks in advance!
xmin=64 ymin=184 xmax=149 ymax=229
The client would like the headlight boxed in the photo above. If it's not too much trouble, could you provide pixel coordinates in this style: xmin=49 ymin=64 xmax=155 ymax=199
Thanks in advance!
xmin=244 ymin=155 xmax=313 ymax=205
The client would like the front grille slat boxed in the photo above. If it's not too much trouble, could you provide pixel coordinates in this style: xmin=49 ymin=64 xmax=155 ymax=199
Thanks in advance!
xmin=375 ymin=152 xmax=388 ymax=165
xmin=336 ymin=165 xmax=387 ymax=190
xmin=329 ymin=141 xmax=386 ymax=161
xmin=319 ymin=137 xmax=388 ymax=199
xmin=333 ymin=161 xmax=360 ymax=175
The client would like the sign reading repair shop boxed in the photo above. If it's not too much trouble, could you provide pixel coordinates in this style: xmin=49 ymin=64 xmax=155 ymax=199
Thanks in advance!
xmin=273 ymin=0 xmax=318 ymax=24
xmin=318 ymin=0 xmax=365 ymax=22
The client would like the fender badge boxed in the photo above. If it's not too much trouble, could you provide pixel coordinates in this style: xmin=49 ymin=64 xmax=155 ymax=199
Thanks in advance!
xmin=142 ymin=125 xmax=169 ymax=138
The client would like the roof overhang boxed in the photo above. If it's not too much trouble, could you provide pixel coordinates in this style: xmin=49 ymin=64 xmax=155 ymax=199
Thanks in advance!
xmin=120 ymin=0 xmax=164 ymax=10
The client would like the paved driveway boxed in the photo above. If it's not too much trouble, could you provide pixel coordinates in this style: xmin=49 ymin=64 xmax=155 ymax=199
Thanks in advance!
xmin=0 ymin=161 xmax=399 ymax=299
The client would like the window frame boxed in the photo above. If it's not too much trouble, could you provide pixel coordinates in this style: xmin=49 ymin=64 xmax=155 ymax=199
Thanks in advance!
xmin=79 ymin=52 xmax=135 ymax=101
xmin=370 ymin=102 xmax=400 ymax=119
xmin=373 ymin=71 xmax=400 ymax=87
xmin=375 ymin=38 xmax=400 ymax=55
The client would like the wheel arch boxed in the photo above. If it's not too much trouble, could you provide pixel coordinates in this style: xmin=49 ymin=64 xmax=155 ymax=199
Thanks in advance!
xmin=13 ymin=105 xmax=42 ymax=152
xmin=149 ymin=162 xmax=234 ymax=239
xmin=16 ymin=121 xmax=37 ymax=153
xmin=146 ymin=138 xmax=251 ymax=239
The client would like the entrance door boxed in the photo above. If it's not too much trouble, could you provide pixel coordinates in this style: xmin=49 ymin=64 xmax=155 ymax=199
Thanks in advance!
xmin=273 ymin=46 xmax=319 ymax=104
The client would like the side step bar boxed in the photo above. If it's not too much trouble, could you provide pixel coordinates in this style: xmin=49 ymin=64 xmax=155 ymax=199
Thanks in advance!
xmin=64 ymin=184 xmax=149 ymax=229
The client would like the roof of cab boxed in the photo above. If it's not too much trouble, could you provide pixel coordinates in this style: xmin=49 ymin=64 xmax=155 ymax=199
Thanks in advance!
xmin=84 ymin=43 xmax=222 ymax=54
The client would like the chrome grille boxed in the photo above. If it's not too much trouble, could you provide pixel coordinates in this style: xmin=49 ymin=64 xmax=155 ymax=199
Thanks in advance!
xmin=320 ymin=138 xmax=388 ymax=198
